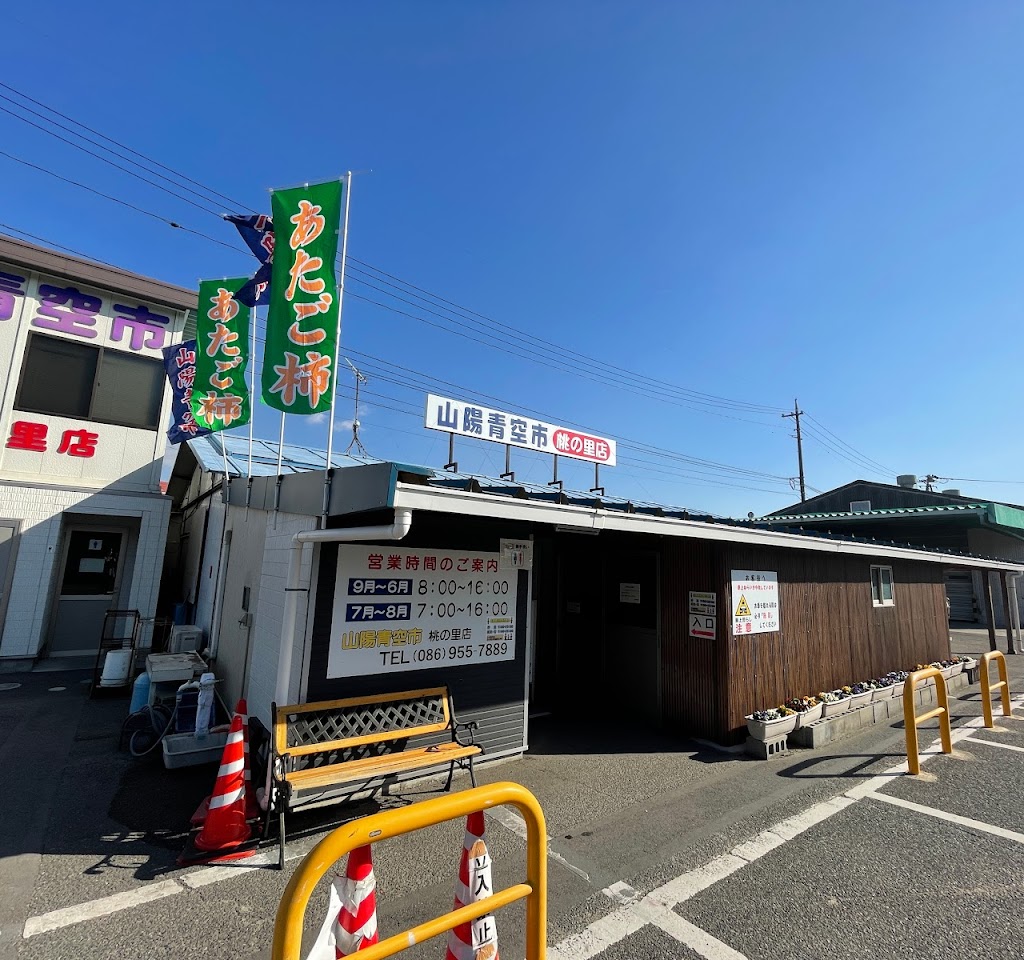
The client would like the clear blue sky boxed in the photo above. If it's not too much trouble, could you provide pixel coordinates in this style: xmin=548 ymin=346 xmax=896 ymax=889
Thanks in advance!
xmin=2 ymin=2 xmax=1022 ymax=515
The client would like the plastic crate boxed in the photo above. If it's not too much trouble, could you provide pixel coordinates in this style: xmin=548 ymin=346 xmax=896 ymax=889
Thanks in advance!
xmin=162 ymin=730 xmax=228 ymax=769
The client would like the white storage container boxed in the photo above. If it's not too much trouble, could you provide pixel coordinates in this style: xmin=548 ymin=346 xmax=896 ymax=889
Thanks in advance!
xmin=162 ymin=730 xmax=228 ymax=769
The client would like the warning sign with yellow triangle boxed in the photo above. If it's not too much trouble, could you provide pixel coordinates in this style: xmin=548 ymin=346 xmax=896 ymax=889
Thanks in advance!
xmin=735 ymin=594 xmax=751 ymax=617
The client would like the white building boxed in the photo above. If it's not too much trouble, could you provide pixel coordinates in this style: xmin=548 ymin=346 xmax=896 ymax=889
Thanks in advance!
xmin=0 ymin=234 xmax=192 ymax=669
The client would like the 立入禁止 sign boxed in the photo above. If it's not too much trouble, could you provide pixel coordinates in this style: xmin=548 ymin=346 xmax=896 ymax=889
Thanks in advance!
xmin=327 ymin=545 xmax=517 ymax=679
xmin=731 ymin=570 xmax=779 ymax=635
xmin=424 ymin=394 xmax=616 ymax=466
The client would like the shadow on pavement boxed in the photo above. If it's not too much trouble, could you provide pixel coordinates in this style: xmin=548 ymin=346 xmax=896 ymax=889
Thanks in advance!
xmin=778 ymin=753 xmax=907 ymax=779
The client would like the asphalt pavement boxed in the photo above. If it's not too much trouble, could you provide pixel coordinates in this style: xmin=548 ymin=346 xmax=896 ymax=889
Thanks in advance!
xmin=2 ymin=627 xmax=1022 ymax=960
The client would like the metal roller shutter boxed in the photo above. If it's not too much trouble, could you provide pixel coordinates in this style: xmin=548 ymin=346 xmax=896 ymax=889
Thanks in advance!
xmin=944 ymin=571 xmax=977 ymax=622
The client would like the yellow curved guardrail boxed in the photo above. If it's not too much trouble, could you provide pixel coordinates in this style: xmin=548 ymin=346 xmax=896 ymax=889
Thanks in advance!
xmin=272 ymin=781 xmax=547 ymax=960
xmin=980 ymin=651 xmax=1012 ymax=728
xmin=903 ymin=667 xmax=952 ymax=775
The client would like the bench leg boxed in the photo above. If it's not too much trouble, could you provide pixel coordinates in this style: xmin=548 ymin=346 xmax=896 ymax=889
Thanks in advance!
xmin=467 ymin=754 xmax=477 ymax=788
xmin=444 ymin=760 xmax=455 ymax=792
xmin=278 ymin=809 xmax=286 ymax=871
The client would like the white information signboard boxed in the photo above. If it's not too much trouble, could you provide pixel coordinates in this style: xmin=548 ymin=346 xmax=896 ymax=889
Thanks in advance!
xmin=688 ymin=591 xmax=716 ymax=616
xmin=425 ymin=393 xmax=616 ymax=466
xmin=619 ymin=582 xmax=641 ymax=604
xmin=328 ymin=545 xmax=516 ymax=679
xmin=500 ymin=538 xmax=533 ymax=570
xmin=731 ymin=570 xmax=780 ymax=635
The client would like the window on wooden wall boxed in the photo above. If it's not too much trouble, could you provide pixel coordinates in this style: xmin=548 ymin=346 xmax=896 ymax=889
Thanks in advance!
xmin=870 ymin=565 xmax=894 ymax=606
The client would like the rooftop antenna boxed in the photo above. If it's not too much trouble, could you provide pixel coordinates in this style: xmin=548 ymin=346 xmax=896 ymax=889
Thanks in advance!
xmin=342 ymin=357 xmax=369 ymax=457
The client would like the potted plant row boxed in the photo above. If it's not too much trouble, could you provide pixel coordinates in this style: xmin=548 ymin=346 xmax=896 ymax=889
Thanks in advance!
xmin=745 ymin=659 xmax=957 ymax=739
xmin=744 ymin=655 xmax=974 ymax=741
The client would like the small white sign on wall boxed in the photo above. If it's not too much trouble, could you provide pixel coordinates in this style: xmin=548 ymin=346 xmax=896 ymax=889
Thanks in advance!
xmin=689 ymin=591 xmax=716 ymax=616
xmin=689 ymin=614 xmax=715 ymax=640
xmin=619 ymin=582 xmax=641 ymax=604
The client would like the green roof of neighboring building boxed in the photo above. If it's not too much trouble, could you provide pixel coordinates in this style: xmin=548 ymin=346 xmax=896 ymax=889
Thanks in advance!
xmin=761 ymin=501 xmax=1024 ymax=534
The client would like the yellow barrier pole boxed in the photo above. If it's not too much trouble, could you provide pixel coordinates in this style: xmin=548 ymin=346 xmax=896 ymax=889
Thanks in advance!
xmin=903 ymin=667 xmax=952 ymax=775
xmin=271 ymin=781 xmax=547 ymax=960
xmin=980 ymin=651 xmax=1012 ymax=728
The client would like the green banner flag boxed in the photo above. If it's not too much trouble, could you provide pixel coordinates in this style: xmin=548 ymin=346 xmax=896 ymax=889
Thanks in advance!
xmin=262 ymin=179 xmax=343 ymax=414
xmin=192 ymin=277 xmax=251 ymax=431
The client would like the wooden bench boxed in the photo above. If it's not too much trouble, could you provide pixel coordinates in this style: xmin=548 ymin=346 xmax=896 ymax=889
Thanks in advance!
xmin=268 ymin=686 xmax=481 ymax=867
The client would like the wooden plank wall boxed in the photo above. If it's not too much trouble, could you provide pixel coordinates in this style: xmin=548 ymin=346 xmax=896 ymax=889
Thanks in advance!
xmin=720 ymin=545 xmax=949 ymax=740
xmin=660 ymin=538 xmax=724 ymax=737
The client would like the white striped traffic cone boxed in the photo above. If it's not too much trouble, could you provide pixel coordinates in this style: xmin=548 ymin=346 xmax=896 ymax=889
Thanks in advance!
xmin=192 ymin=712 xmax=252 ymax=852
xmin=446 ymin=812 xmax=499 ymax=960
xmin=191 ymin=699 xmax=260 ymax=826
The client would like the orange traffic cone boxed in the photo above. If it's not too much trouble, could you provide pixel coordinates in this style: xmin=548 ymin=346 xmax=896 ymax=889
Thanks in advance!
xmin=178 ymin=713 xmax=257 ymax=865
xmin=310 ymin=845 xmax=379 ymax=957
xmin=190 ymin=699 xmax=260 ymax=826
xmin=446 ymin=812 xmax=499 ymax=960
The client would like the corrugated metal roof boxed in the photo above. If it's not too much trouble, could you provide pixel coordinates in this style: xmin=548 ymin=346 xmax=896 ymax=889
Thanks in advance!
xmin=188 ymin=433 xmax=431 ymax=480
xmin=760 ymin=503 xmax=987 ymax=522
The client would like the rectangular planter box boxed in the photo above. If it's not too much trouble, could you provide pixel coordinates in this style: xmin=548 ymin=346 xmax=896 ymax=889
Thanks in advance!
xmin=162 ymin=730 xmax=228 ymax=770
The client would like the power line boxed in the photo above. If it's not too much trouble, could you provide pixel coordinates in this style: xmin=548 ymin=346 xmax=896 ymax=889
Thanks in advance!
xmin=0 ymin=149 xmax=245 ymax=255
xmin=0 ymin=86 xmax=860 ymax=494
xmin=346 ymin=260 xmax=784 ymax=415
xmin=804 ymin=414 xmax=894 ymax=477
xmin=0 ymin=81 xmax=788 ymax=421
xmin=0 ymin=101 xmax=224 ymax=217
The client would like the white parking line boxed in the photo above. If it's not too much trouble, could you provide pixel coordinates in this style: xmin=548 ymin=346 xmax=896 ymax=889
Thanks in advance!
xmin=21 ymin=695 xmax=1024 ymax=947
xmin=870 ymin=793 xmax=1024 ymax=845
xmin=550 ymin=694 xmax=1024 ymax=960
xmin=485 ymin=805 xmax=590 ymax=882
xmin=968 ymin=737 xmax=1024 ymax=754
xmin=634 ymin=902 xmax=748 ymax=960
xmin=22 ymin=880 xmax=183 ymax=938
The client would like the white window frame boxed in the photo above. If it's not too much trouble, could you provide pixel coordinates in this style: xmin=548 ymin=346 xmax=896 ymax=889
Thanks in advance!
xmin=850 ymin=500 xmax=872 ymax=513
xmin=871 ymin=565 xmax=895 ymax=607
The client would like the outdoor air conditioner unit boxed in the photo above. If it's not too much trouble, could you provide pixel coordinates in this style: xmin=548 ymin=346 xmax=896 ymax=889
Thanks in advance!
xmin=168 ymin=625 xmax=203 ymax=654
xmin=896 ymin=474 xmax=917 ymax=488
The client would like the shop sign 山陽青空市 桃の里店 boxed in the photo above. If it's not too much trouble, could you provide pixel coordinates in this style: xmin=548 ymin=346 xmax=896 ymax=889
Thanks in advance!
xmin=424 ymin=394 xmax=616 ymax=466
xmin=328 ymin=546 xmax=517 ymax=679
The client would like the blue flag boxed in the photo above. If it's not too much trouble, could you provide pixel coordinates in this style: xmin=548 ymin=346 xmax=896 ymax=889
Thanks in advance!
xmin=225 ymin=214 xmax=274 ymax=307
xmin=162 ymin=340 xmax=212 ymax=444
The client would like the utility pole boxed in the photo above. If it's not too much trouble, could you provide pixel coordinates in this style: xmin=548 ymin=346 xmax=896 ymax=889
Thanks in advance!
xmin=782 ymin=398 xmax=806 ymax=502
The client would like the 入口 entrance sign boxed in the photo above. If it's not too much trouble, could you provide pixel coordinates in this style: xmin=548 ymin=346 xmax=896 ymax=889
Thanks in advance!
xmin=689 ymin=614 xmax=715 ymax=640
xmin=688 ymin=591 xmax=717 ymax=639
xmin=731 ymin=570 xmax=780 ymax=635
xmin=328 ymin=545 xmax=516 ymax=679
xmin=424 ymin=394 xmax=617 ymax=466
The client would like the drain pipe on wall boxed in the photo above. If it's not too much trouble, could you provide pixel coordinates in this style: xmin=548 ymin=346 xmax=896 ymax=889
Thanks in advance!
xmin=261 ymin=508 xmax=413 ymax=813
xmin=1010 ymin=573 xmax=1022 ymax=654
xmin=273 ymin=507 xmax=414 ymax=708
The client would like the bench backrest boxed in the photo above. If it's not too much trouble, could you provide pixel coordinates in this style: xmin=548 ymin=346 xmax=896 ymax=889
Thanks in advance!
xmin=274 ymin=686 xmax=452 ymax=764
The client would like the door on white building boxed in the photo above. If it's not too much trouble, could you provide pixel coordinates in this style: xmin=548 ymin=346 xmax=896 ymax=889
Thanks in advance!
xmin=0 ymin=520 xmax=21 ymax=630
xmin=49 ymin=528 xmax=128 ymax=656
